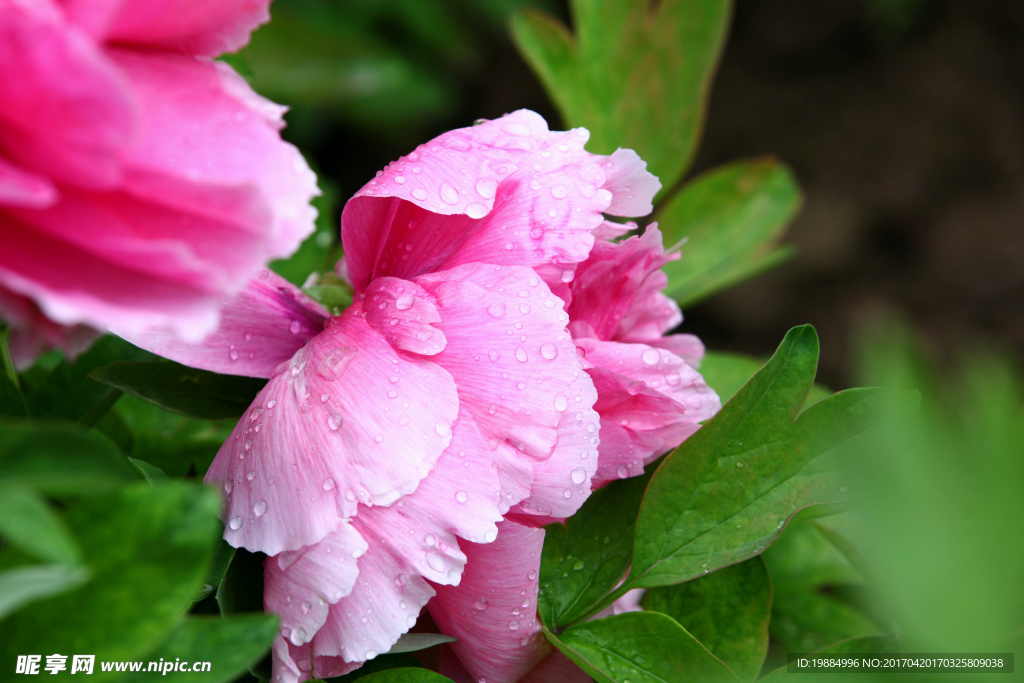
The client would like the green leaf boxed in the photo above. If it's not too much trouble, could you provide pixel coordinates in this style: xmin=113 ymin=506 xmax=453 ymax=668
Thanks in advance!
xmin=195 ymin=539 xmax=236 ymax=603
xmin=0 ymin=483 xmax=221 ymax=671
xmin=217 ymin=548 xmax=266 ymax=616
xmin=0 ymin=373 xmax=27 ymax=417
xmin=762 ymin=521 xmax=879 ymax=654
xmin=387 ymin=633 xmax=457 ymax=653
xmin=627 ymin=325 xmax=887 ymax=589
xmin=700 ymin=351 xmax=831 ymax=409
xmin=128 ymin=457 xmax=170 ymax=486
xmin=547 ymin=611 xmax=739 ymax=683
xmin=0 ymin=564 xmax=90 ymax=621
xmin=120 ymin=615 xmax=279 ymax=683
xmin=644 ymin=557 xmax=771 ymax=682
xmin=511 ymin=0 xmax=731 ymax=195
xmin=328 ymin=654 xmax=424 ymax=681
xmin=355 ymin=669 xmax=452 ymax=683
xmin=25 ymin=335 xmax=151 ymax=423
xmin=539 ymin=468 xmax=653 ymax=628
xmin=0 ymin=484 xmax=81 ymax=564
xmin=657 ymin=158 xmax=801 ymax=308
xmin=0 ymin=417 xmax=137 ymax=494
xmin=90 ymin=360 xmax=267 ymax=421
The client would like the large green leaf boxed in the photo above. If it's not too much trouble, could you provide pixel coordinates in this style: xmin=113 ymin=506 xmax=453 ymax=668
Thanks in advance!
xmin=328 ymin=654 xmax=424 ymax=681
xmin=547 ymin=611 xmax=739 ymax=683
xmin=0 ymin=373 xmax=27 ymax=416
xmin=539 ymin=468 xmax=653 ymax=628
xmin=626 ymin=326 xmax=886 ymax=590
xmin=25 ymin=335 xmax=151 ymax=423
xmin=0 ymin=564 xmax=90 ymax=621
xmin=355 ymin=670 xmax=452 ymax=683
xmin=0 ymin=483 xmax=221 ymax=675
xmin=0 ymin=418 xmax=137 ymax=494
xmin=0 ymin=483 xmax=81 ymax=564
xmin=90 ymin=360 xmax=267 ymax=421
xmin=511 ymin=0 xmax=731 ymax=195
xmin=644 ymin=557 xmax=771 ymax=682
xmin=120 ymin=615 xmax=279 ymax=683
xmin=700 ymin=351 xmax=831 ymax=409
xmin=657 ymin=158 xmax=801 ymax=308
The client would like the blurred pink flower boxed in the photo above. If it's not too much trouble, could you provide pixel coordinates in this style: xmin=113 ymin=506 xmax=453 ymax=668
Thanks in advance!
xmin=122 ymin=110 xmax=713 ymax=682
xmin=0 ymin=0 xmax=318 ymax=358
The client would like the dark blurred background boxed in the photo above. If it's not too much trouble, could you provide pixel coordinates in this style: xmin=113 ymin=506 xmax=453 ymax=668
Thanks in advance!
xmin=246 ymin=0 xmax=1024 ymax=389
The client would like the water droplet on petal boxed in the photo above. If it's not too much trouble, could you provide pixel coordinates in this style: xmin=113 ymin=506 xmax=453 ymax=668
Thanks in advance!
xmin=435 ymin=420 xmax=452 ymax=437
xmin=562 ymin=488 xmax=573 ymax=499
xmin=455 ymin=490 xmax=468 ymax=503
xmin=488 ymin=350 xmax=500 ymax=362
xmin=617 ymin=465 xmax=629 ymax=479
xmin=515 ymin=347 xmax=528 ymax=362
xmin=485 ymin=529 xmax=498 ymax=542
xmin=551 ymin=184 xmax=568 ymax=198
xmin=642 ymin=348 xmax=660 ymax=365
xmin=328 ymin=414 xmax=343 ymax=430
xmin=571 ymin=468 xmax=587 ymax=484
xmin=440 ymin=181 xmax=459 ymax=205
xmin=229 ymin=350 xmax=238 ymax=361
xmin=488 ymin=302 xmax=506 ymax=318
xmin=395 ymin=293 xmax=415 ymax=310
xmin=426 ymin=553 xmax=445 ymax=572
xmin=323 ymin=478 xmax=336 ymax=491
xmin=412 ymin=188 xmax=428 ymax=201
xmin=474 ymin=596 xmax=488 ymax=610
xmin=254 ymin=500 xmax=267 ymax=516
xmin=289 ymin=320 xmax=301 ymax=334
xmin=508 ymin=620 xmax=520 ymax=631
xmin=540 ymin=343 xmax=558 ymax=360
xmin=554 ymin=393 xmax=568 ymax=411
xmin=475 ymin=177 xmax=497 ymax=199
xmin=466 ymin=202 xmax=488 ymax=219
xmin=229 ymin=517 xmax=242 ymax=530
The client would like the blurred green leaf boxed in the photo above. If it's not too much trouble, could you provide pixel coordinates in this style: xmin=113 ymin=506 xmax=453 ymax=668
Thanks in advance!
xmin=852 ymin=327 xmax=1024 ymax=653
xmin=627 ymin=326 xmax=886 ymax=590
xmin=25 ymin=335 xmax=151 ymax=424
xmin=90 ymin=360 xmax=266 ymax=421
xmin=128 ymin=457 xmax=170 ymax=486
xmin=547 ymin=611 xmax=740 ymax=683
xmin=0 ymin=483 xmax=80 ymax=564
xmin=539 ymin=467 xmax=653 ymax=628
xmin=762 ymin=522 xmax=879 ymax=654
xmin=0 ymin=373 xmax=27 ymax=416
xmin=195 ymin=539 xmax=236 ymax=603
xmin=511 ymin=0 xmax=731 ymax=196
xmin=657 ymin=158 xmax=801 ymax=308
xmin=644 ymin=557 xmax=771 ymax=682
xmin=0 ymin=564 xmax=90 ymax=621
xmin=120 ymin=615 xmax=279 ymax=683
xmin=0 ymin=483 xmax=221 ymax=673
xmin=0 ymin=417 xmax=136 ymax=494
xmin=217 ymin=547 xmax=267 ymax=617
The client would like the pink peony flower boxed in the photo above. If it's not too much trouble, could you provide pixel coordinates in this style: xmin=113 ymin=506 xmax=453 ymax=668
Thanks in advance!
xmin=121 ymin=110 xmax=716 ymax=682
xmin=0 ymin=0 xmax=318 ymax=358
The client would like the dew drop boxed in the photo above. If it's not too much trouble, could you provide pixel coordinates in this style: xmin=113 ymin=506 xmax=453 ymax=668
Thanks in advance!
xmin=440 ymin=182 xmax=459 ymax=205
xmin=571 ymin=468 xmax=587 ymax=484
xmin=508 ymin=620 xmax=520 ymax=631
xmin=412 ymin=188 xmax=428 ymax=201
xmin=289 ymin=320 xmax=302 ymax=334
xmin=540 ymin=343 xmax=558 ymax=360
xmin=394 ymin=175 xmax=406 ymax=184
xmin=617 ymin=465 xmax=629 ymax=479
xmin=374 ymin=434 xmax=384 ymax=443
xmin=475 ymin=177 xmax=497 ymax=199
xmin=435 ymin=420 xmax=452 ymax=437
xmin=328 ymin=414 xmax=343 ymax=430
xmin=301 ymin=600 xmax=311 ymax=614
xmin=488 ymin=350 xmax=500 ymax=362
xmin=466 ymin=202 xmax=488 ymax=219
xmin=554 ymin=393 xmax=568 ymax=411
xmin=474 ymin=596 xmax=488 ymax=610
xmin=426 ymin=553 xmax=445 ymax=572
xmin=395 ymin=293 xmax=415 ymax=310
xmin=229 ymin=350 xmax=239 ymax=361
xmin=562 ymin=488 xmax=573 ymax=499
xmin=641 ymin=348 xmax=660 ymax=365
xmin=323 ymin=478 xmax=336 ymax=491
xmin=254 ymin=500 xmax=267 ymax=516
xmin=229 ymin=517 xmax=242 ymax=530
xmin=515 ymin=346 xmax=528 ymax=362
xmin=550 ymin=184 xmax=568 ymax=199
xmin=455 ymin=490 xmax=468 ymax=503
xmin=488 ymin=302 xmax=506 ymax=318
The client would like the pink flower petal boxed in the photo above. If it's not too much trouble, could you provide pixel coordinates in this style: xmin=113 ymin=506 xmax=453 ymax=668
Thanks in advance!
xmin=204 ymin=311 xmax=459 ymax=556
xmin=603 ymin=149 xmax=662 ymax=217
xmin=342 ymin=110 xmax=657 ymax=293
xmin=110 ymin=51 xmax=318 ymax=261
xmin=0 ymin=1 xmax=135 ymax=188
xmin=0 ymin=283 xmax=98 ymax=370
xmin=113 ymin=270 xmax=327 ymax=376
xmin=647 ymin=333 xmax=706 ymax=369
xmin=360 ymin=277 xmax=446 ymax=356
xmin=568 ymin=225 xmax=682 ymax=344
xmin=0 ymin=155 xmax=58 ymax=209
xmin=414 ymin=263 xmax=599 ymax=517
xmin=69 ymin=0 xmax=272 ymax=57
xmin=264 ymin=522 xmax=368 ymax=647
xmin=430 ymin=520 xmax=550 ymax=683
xmin=311 ymin=537 xmax=436 ymax=663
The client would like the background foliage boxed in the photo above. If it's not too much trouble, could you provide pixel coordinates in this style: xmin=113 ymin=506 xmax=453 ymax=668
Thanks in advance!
xmin=2 ymin=0 xmax=1022 ymax=681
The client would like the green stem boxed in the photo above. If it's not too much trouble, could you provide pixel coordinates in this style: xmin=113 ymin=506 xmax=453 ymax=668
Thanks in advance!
xmin=0 ymin=324 xmax=20 ymax=391
xmin=562 ymin=581 xmax=634 ymax=630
